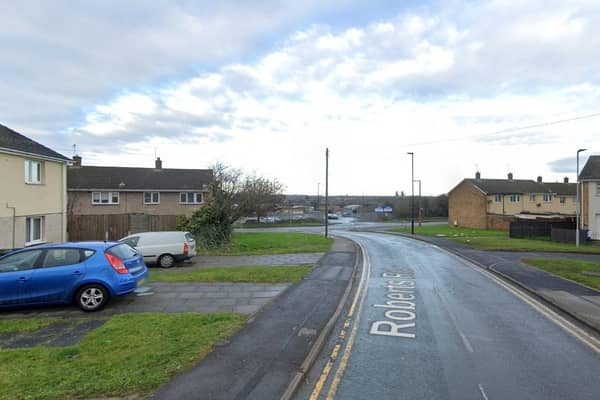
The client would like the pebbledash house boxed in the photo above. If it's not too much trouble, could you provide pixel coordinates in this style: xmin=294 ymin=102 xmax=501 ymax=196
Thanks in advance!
xmin=67 ymin=156 xmax=211 ymax=241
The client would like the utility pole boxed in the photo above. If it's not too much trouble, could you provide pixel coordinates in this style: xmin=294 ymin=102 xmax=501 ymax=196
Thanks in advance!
xmin=325 ymin=148 xmax=329 ymax=238
xmin=576 ymin=148 xmax=587 ymax=247
xmin=414 ymin=179 xmax=422 ymax=226
xmin=407 ymin=152 xmax=414 ymax=234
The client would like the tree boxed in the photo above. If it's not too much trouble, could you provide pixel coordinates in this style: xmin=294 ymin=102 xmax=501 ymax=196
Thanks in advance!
xmin=236 ymin=175 xmax=285 ymax=222
xmin=177 ymin=162 xmax=285 ymax=247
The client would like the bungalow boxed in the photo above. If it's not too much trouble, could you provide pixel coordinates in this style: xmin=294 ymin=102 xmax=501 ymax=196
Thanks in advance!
xmin=448 ymin=172 xmax=576 ymax=230
xmin=580 ymin=155 xmax=600 ymax=240
xmin=67 ymin=156 xmax=211 ymax=240
xmin=0 ymin=124 xmax=70 ymax=249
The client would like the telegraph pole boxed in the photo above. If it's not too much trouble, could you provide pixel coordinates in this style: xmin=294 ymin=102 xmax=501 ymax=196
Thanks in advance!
xmin=325 ymin=148 xmax=329 ymax=238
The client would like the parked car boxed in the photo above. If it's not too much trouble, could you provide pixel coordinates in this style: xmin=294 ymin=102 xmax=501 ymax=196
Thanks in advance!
xmin=0 ymin=242 xmax=148 ymax=312
xmin=119 ymin=231 xmax=196 ymax=268
xmin=327 ymin=213 xmax=339 ymax=220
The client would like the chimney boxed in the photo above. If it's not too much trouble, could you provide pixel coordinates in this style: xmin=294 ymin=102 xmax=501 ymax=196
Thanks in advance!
xmin=72 ymin=155 xmax=82 ymax=167
xmin=475 ymin=171 xmax=481 ymax=180
xmin=155 ymin=157 xmax=162 ymax=169
xmin=537 ymin=176 xmax=542 ymax=183
xmin=564 ymin=176 xmax=569 ymax=183
xmin=508 ymin=172 xmax=513 ymax=180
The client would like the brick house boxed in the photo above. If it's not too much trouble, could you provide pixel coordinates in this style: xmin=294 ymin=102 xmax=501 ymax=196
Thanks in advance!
xmin=0 ymin=124 xmax=71 ymax=250
xmin=580 ymin=155 xmax=600 ymax=240
xmin=448 ymin=172 xmax=576 ymax=230
xmin=67 ymin=157 xmax=211 ymax=240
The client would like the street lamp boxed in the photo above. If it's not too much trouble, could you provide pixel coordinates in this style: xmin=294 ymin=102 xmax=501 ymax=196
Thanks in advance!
xmin=576 ymin=148 xmax=587 ymax=247
xmin=414 ymin=179 xmax=422 ymax=227
xmin=407 ymin=152 xmax=414 ymax=234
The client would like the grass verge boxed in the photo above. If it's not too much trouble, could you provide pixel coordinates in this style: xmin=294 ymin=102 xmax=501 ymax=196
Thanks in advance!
xmin=390 ymin=225 xmax=600 ymax=253
xmin=150 ymin=265 xmax=313 ymax=284
xmin=0 ymin=318 xmax=62 ymax=334
xmin=0 ymin=313 xmax=245 ymax=400
xmin=198 ymin=232 xmax=333 ymax=255
xmin=521 ymin=258 xmax=600 ymax=291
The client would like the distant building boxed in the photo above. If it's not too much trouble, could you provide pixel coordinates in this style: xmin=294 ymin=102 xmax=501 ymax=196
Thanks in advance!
xmin=448 ymin=172 xmax=576 ymax=230
xmin=0 ymin=124 xmax=70 ymax=249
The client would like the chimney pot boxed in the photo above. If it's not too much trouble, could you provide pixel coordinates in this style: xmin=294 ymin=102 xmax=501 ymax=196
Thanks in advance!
xmin=508 ymin=172 xmax=513 ymax=180
xmin=72 ymin=155 xmax=82 ymax=167
xmin=537 ymin=176 xmax=542 ymax=183
xmin=564 ymin=176 xmax=569 ymax=183
xmin=475 ymin=171 xmax=481 ymax=179
xmin=155 ymin=157 xmax=162 ymax=169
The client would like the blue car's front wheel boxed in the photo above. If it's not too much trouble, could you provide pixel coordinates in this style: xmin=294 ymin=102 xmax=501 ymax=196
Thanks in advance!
xmin=76 ymin=284 xmax=109 ymax=312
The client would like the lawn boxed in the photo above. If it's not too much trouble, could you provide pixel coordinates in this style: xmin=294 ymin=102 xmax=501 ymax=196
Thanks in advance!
xmin=198 ymin=232 xmax=333 ymax=255
xmin=0 ymin=318 xmax=62 ymax=334
xmin=0 ymin=313 xmax=245 ymax=400
xmin=390 ymin=225 xmax=600 ymax=253
xmin=150 ymin=265 xmax=313 ymax=284
xmin=521 ymin=258 xmax=600 ymax=291
xmin=234 ymin=219 xmax=324 ymax=229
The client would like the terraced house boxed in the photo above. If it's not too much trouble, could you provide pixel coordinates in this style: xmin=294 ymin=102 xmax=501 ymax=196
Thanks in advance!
xmin=67 ymin=156 xmax=211 ymax=240
xmin=448 ymin=172 xmax=576 ymax=230
xmin=0 ymin=124 xmax=70 ymax=250
xmin=580 ymin=155 xmax=600 ymax=241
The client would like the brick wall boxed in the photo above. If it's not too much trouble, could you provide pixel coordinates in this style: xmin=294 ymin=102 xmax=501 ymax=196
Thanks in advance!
xmin=448 ymin=181 xmax=487 ymax=229
xmin=487 ymin=214 xmax=513 ymax=231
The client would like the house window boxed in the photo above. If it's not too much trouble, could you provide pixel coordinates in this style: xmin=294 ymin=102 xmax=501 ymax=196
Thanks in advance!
xmin=509 ymin=195 xmax=520 ymax=203
xmin=596 ymin=183 xmax=600 ymax=196
xmin=180 ymin=192 xmax=202 ymax=204
xmin=560 ymin=197 xmax=566 ymax=205
xmin=494 ymin=195 xmax=502 ymax=203
xmin=25 ymin=216 xmax=43 ymax=244
xmin=92 ymin=191 xmax=119 ymax=205
xmin=543 ymin=194 xmax=553 ymax=203
xmin=529 ymin=195 xmax=536 ymax=202
xmin=24 ymin=160 xmax=42 ymax=184
xmin=144 ymin=192 xmax=160 ymax=204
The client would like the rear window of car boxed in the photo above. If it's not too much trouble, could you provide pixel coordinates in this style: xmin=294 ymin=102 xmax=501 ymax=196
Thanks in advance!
xmin=185 ymin=233 xmax=195 ymax=242
xmin=120 ymin=236 xmax=140 ymax=247
xmin=107 ymin=243 xmax=138 ymax=260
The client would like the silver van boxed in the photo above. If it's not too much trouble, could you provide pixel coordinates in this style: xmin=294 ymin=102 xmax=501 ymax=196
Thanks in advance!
xmin=119 ymin=231 xmax=196 ymax=268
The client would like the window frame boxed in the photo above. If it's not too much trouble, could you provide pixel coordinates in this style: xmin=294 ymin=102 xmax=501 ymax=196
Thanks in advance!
xmin=543 ymin=194 xmax=553 ymax=203
xmin=25 ymin=216 xmax=44 ymax=245
xmin=24 ymin=160 xmax=42 ymax=184
xmin=559 ymin=196 xmax=566 ymax=205
xmin=92 ymin=191 xmax=120 ymax=205
xmin=143 ymin=191 xmax=160 ymax=204
xmin=494 ymin=195 xmax=502 ymax=203
xmin=508 ymin=194 xmax=521 ymax=203
xmin=179 ymin=192 xmax=203 ymax=204
xmin=596 ymin=183 xmax=600 ymax=196
xmin=529 ymin=194 xmax=536 ymax=202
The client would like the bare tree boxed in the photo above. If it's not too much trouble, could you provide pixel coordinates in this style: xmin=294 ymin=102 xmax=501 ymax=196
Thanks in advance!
xmin=236 ymin=175 xmax=285 ymax=222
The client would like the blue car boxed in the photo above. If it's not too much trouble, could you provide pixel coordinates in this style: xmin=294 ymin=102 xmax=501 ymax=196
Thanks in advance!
xmin=0 ymin=242 xmax=148 ymax=312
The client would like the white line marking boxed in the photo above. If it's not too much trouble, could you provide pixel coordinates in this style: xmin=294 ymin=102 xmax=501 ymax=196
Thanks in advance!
xmin=459 ymin=331 xmax=474 ymax=353
xmin=478 ymin=384 xmax=489 ymax=400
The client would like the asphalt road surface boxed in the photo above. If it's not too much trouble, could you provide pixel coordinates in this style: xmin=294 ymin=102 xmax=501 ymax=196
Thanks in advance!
xmin=295 ymin=231 xmax=600 ymax=400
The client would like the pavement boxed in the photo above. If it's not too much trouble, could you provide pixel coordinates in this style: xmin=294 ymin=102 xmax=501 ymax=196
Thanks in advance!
xmin=150 ymin=236 xmax=358 ymax=400
xmin=381 ymin=231 xmax=600 ymax=333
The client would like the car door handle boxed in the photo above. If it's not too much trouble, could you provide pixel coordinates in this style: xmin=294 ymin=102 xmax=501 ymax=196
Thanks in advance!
xmin=17 ymin=277 xmax=28 ymax=283
xmin=73 ymin=271 xmax=83 ymax=275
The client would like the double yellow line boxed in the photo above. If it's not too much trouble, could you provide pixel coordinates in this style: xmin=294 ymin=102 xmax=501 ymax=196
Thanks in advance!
xmin=309 ymin=240 xmax=371 ymax=400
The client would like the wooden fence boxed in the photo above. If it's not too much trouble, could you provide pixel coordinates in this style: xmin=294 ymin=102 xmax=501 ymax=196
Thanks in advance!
xmin=68 ymin=214 xmax=179 ymax=241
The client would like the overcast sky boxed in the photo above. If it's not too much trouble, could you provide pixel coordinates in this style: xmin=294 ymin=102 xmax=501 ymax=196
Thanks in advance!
xmin=2 ymin=0 xmax=600 ymax=196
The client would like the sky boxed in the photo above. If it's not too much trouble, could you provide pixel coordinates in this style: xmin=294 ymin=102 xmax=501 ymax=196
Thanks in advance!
xmin=2 ymin=0 xmax=600 ymax=196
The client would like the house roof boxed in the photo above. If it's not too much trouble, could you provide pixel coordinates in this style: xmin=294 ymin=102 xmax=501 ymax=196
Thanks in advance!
xmin=0 ymin=124 xmax=70 ymax=161
xmin=68 ymin=166 xmax=212 ymax=191
xmin=579 ymin=156 xmax=600 ymax=180
xmin=465 ymin=178 xmax=576 ymax=195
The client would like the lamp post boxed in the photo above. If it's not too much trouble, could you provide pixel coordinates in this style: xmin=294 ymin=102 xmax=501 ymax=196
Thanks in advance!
xmin=576 ymin=148 xmax=587 ymax=247
xmin=414 ymin=179 xmax=422 ymax=226
xmin=407 ymin=152 xmax=414 ymax=234
xmin=325 ymin=148 xmax=329 ymax=238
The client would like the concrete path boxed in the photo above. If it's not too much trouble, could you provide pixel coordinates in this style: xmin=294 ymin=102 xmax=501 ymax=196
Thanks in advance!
xmin=176 ymin=252 xmax=324 ymax=270
xmin=383 ymin=231 xmax=600 ymax=332
xmin=151 ymin=237 xmax=358 ymax=400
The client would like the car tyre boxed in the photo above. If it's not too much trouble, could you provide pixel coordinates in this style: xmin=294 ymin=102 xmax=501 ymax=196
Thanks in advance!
xmin=76 ymin=284 xmax=109 ymax=312
xmin=158 ymin=254 xmax=175 ymax=268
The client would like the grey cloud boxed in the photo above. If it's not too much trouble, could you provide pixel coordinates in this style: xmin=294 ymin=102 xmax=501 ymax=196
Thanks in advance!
xmin=548 ymin=157 xmax=577 ymax=173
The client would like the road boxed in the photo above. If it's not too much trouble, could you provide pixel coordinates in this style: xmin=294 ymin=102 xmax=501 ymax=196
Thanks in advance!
xmin=294 ymin=231 xmax=600 ymax=400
